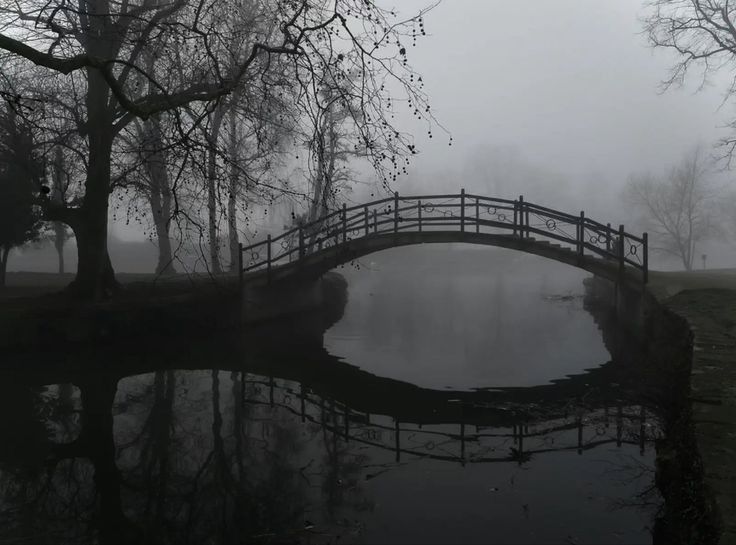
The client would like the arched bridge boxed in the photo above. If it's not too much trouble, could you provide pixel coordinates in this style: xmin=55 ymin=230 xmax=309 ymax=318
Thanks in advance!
xmin=238 ymin=191 xmax=648 ymax=287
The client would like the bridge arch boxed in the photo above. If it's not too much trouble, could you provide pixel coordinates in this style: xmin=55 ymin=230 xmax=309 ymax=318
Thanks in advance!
xmin=239 ymin=192 xmax=648 ymax=287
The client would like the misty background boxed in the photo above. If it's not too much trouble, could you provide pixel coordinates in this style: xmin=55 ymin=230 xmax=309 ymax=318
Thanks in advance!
xmin=8 ymin=0 xmax=736 ymax=274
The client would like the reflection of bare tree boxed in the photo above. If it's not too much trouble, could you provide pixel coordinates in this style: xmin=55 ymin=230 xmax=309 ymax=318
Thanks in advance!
xmin=78 ymin=377 xmax=139 ymax=543
xmin=118 ymin=370 xmax=176 ymax=542
xmin=0 ymin=365 xmax=665 ymax=545
xmin=0 ymin=374 xmax=141 ymax=544
xmin=319 ymin=400 xmax=371 ymax=524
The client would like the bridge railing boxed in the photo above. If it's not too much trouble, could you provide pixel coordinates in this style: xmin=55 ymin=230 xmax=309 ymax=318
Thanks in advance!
xmin=238 ymin=191 xmax=648 ymax=284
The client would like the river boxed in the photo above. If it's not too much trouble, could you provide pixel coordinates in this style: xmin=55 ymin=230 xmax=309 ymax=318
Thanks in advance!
xmin=0 ymin=245 xmax=663 ymax=544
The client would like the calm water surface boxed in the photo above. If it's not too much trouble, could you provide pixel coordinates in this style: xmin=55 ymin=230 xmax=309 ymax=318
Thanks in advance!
xmin=0 ymin=247 xmax=662 ymax=544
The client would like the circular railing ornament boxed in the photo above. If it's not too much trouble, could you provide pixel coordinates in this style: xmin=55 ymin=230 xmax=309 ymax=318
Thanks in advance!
xmin=545 ymin=219 xmax=557 ymax=230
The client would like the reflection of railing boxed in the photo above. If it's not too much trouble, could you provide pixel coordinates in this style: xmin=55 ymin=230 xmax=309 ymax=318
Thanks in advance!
xmin=240 ymin=375 xmax=655 ymax=466
xmin=238 ymin=191 xmax=648 ymax=285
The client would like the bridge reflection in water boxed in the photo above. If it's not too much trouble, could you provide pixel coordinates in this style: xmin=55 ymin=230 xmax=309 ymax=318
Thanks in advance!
xmin=240 ymin=372 xmax=652 ymax=465
xmin=0 ymin=291 xmax=665 ymax=544
xmin=0 ymin=341 xmax=663 ymax=544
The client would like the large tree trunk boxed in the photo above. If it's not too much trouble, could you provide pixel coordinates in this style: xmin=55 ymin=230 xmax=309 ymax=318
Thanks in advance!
xmin=143 ymin=117 xmax=177 ymax=276
xmin=51 ymin=147 xmax=67 ymax=275
xmin=305 ymin=112 xmax=336 ymax=251
xmin=67 ymin=68 xmax=119 ymax=299
xmin=54 ymin=226 xmax=66 ymax=275
xmin=151 ymin=202 xmax=176 ymax=276
xmin=227 ymin=106 xmax=240 ymax=273
xmin=206 ymin=110 xmax=225 ymax=275
xmin=0 ymin=245 xmax=9 ymax=289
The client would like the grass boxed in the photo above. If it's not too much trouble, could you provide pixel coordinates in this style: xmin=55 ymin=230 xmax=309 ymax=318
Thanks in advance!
xmin=648 ymin=268 xmax=736 ymax=300
xmin=0 ymin=271 xmax=239 ymax=310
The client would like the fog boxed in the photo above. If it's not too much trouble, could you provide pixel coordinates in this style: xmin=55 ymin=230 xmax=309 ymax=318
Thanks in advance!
xmin=401 ymin=0 xmax=729 ymax=182
xmin=3 ymin=3 xmax=733 ymax=542
xmin=7 ymin=0 xmax=735 ymax=274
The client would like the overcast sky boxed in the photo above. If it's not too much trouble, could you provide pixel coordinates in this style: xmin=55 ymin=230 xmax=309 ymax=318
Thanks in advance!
xmin=14 ymin=0 xmax=735 ymax=270
xmin=108 ymin=0 xmax=735 ymax=243
xmin=392 ymin=0 xmax=732 ymax=188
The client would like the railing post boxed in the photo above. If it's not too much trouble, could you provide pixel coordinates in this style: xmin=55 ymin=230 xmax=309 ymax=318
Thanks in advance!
xmin=643 ymin=232 xmax=649 ymax=284
xmin=618 ymin=224 xmax=625 ymax=276
xmin=394 ymin=191 xmax=399 ymax=233
xmin=578 ymin=211 xmax=585 ymax=256
xmin=518 ymin=195 xmax=525 ymax=238
xmin=299 ymin=226 xmax=305 ymax=259
xmin=364 ymin=206 xmax=369 ymax=237
xmin=606 ymin=223 xmax=611 ymax=254
xmin=342 ymin=203 xmax=347 ymax=243
xmin=513 ymin=199 xmax=518 ymax=236
xmin=418 ymin=200 xmax=422 ymax=232
xmin=373 ymin=210 xmax=378 ymax=233
xmin=267 ymin=234 xmax=272 ymax=284
xmin=475 ymin=197 xmax=480 ymax=233
xmin=460 ymin=188 xmax=466 ymax=232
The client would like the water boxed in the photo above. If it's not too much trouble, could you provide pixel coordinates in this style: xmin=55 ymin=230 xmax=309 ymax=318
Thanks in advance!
xmin=326 ymin=245 xmax=610 ymax=389
xmin=0 ymin=246 xmax=663 ymax=544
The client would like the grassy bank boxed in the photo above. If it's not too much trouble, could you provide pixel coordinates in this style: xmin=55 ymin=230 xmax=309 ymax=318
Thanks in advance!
xmin=649 ymin=272 xmax=736 ymax=544
xmin=0 ymin=271 xmax=242 ymax=348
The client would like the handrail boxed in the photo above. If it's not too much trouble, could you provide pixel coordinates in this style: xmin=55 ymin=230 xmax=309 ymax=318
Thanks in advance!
xmin=238 ymin=191 xmax=648 ymax=287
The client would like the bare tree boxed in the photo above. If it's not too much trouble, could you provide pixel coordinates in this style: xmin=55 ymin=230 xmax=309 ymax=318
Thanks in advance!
xmin=626 ymin=148 xmax=713 ymax=270
xmin=644 ymin=1 xmax=736 ymax=160
xmin=0 ymin=0 xmax=438 ymax=299
xmin=134 ymin=115 xmax=178 ymax=275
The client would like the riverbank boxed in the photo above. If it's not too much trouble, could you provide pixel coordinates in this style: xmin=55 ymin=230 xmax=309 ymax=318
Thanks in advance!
xmin=0 ymin=273 xmax=241 ymax=348
xmin=0 ymin=271 xmax=348 ymax=349
xmin=584 ymin=269 xmax=736 ymax=544
xmin=650 ymin=283 xmax=736 ymax=544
